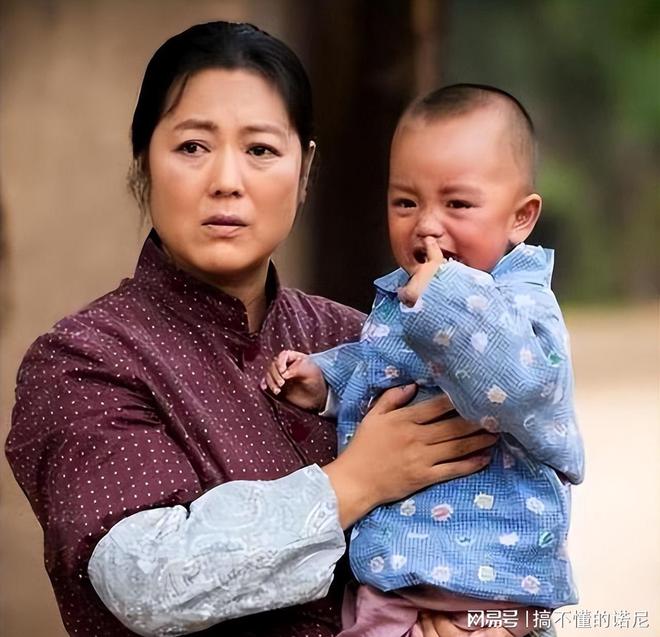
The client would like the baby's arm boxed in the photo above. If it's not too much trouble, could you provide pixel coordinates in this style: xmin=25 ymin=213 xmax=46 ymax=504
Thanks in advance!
xmin=263 ymin=341 xmax=365 ymax=413
xmin=309 ymin=341 xmax=365 ymax=398
xmin=401 ymin=253 xmax=584 ymax=484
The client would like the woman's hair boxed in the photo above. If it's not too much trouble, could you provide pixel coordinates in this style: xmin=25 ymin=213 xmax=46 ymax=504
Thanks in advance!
xmin=129 ymin=21 xmax=314 ymax=214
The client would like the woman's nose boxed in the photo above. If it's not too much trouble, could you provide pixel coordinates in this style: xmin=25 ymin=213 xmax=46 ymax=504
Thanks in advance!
xmin=209 ymin=148 xmax=244 ymax=197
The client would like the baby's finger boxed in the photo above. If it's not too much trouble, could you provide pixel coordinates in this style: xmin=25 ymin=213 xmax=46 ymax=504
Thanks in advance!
xmin=265 ymin=370 xmax=282 ymax=396
xmin=282 ymin=352 xmax=308 ymax=379
xmin=423 ymin=236 xmax=444 ymax=263
xmin=269 ymin=359 xmax=287 ymax=387
xmin=283 ymin=357 xmax=304 ymax=380
xmin=268 ymin=361 xmax=286 ymax=387
xmin=276 ymin=349 xmax=292 ymax=374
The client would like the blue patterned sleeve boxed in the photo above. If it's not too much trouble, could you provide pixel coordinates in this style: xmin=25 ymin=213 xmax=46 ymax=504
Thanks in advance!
xmin=309 ymin=341 xmax=365 ymax=401
xmin=88 ymin=465 xmax=345 ymax=636
xmin=400 ymin=254 xmax=584 ymax=484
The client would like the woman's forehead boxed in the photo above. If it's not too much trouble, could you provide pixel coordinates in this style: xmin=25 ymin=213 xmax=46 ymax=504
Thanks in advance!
xmin=161 ymin=68 xmax=292 ymax=130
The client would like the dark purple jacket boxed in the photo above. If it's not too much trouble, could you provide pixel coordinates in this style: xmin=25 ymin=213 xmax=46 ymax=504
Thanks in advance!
xmin=6 ymin=232 xmax=364 ymax=636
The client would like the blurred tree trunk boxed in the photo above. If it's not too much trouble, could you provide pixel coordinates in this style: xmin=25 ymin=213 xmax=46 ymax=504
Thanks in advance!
xmin=302 ymin=0 xmax=443 ymax=312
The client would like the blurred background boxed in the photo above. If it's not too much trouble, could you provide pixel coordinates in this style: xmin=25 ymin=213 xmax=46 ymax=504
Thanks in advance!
xmin=1 ymin=0 xmax=658 ymax=635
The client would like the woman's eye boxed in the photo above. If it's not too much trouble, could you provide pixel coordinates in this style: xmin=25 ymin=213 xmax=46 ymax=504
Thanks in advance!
xmin=393 ymin=198 xmax=416 ymax=209
xmin=447 ymin=200 xmax=472 ymax=209
xmin=248 ymin=145 xmax=278 ymax=157
xmin=178 ymin=142 xmax=206 ymax=155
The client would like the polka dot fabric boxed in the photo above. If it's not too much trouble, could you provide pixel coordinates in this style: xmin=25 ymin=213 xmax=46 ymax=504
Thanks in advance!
xmin=6 ymin=231 xmax=364 ymax=636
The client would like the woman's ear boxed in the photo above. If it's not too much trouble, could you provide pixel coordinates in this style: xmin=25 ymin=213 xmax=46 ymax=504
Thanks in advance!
xmin=297 ymin=140 xmax=317 ymax=206
xmin=509 ymin=193 xmax=542 ymax=244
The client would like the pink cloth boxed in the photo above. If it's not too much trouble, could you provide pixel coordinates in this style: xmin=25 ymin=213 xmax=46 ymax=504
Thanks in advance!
xmin=340 ymin=583 xmax=542 ymax=637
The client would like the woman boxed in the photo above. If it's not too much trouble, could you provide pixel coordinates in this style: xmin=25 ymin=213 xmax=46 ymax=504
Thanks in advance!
xmin=6 ymin=22 xmax=499 ymax=637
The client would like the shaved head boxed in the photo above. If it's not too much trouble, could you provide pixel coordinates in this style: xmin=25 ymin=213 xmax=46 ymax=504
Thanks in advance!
xmin=401 ymin=84 xmax=538 ymax=190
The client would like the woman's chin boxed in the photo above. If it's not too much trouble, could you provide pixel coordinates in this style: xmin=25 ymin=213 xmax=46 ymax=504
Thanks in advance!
xmin=199 ymin=254 xmax=269 ymax=286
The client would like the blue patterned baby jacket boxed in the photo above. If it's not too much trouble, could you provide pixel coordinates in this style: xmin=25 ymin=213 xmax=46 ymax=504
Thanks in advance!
xmin=311 ymin=244 xmax=584 ymax=607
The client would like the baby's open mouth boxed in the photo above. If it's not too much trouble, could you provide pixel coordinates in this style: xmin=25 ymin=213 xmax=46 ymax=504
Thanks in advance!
xmin=412 ymin=247 xmax=461 ymax=264
xmin=413 ymin=247 xmax=427 ymax=264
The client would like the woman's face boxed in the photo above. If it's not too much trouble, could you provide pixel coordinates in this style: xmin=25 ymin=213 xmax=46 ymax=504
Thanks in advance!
xmin=147 ymin=68 xmax=307 ymax=289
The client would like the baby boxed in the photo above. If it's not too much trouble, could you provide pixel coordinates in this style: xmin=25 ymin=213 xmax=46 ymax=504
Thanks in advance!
xmin=264 ymin=84 xmax=584 ymax=637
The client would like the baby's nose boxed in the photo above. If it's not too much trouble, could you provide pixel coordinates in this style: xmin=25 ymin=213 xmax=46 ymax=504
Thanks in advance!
xmin=415 ymin=208 xmax=445 ymax=237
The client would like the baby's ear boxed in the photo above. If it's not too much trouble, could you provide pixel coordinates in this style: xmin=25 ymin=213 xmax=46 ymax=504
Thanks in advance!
xmin=509 ymin=194 xmax=542 ymax=244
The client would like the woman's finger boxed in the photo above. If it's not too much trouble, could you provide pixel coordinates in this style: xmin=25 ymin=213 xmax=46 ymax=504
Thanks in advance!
xmin=418 ymin=417 xmax=484 ymax=444
xmin=426 ymin=431 xmax=497 ymax=463
xmin=427 ymin=613 xmax=471 ymax=637
xmin=399 ymin=393 xmax=454 ymax=423
xmin=369 ymin=384 xmax=418 ymax=415
xmin=428 ymin=450 xmax=492 ymax=483
xmin=417 ymin=611 xmax=441 ymax=637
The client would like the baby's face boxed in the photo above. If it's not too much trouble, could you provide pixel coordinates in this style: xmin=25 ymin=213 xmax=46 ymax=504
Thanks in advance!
xmin=388 ymin=107 xmax=535 ymax=274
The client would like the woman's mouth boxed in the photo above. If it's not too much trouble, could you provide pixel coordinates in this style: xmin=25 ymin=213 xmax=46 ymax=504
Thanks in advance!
xmin=201 ymin=214 xmax=247 ymax=238
xmin=202 ymin=214 xmax=247 ymax=227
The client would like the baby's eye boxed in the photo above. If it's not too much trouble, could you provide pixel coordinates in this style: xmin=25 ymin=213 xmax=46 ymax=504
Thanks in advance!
xmin=177 ymin=141 xmax=207 ymax=155
xmin=392 ymin=198 xmax=417 ymax=208
xmin=248 ymin=145 xmax=279 ymax=158
xmin=447 ymin=200 xmax=473 ymax=209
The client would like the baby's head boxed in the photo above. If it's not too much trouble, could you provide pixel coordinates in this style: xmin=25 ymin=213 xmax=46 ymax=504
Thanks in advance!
xmin=388 ymin=84 xmax=542 ymax=274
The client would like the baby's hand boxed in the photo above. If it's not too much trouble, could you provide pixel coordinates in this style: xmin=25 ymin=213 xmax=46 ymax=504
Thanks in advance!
xmin=398 ymin=237 xmax=446 ymax=307
xmin=261 ymin=350 xmax=328 ymax=411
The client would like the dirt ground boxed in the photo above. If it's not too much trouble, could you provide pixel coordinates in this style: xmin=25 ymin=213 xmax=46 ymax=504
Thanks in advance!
xmin=1 ymin=302 xmax=658 ymax=636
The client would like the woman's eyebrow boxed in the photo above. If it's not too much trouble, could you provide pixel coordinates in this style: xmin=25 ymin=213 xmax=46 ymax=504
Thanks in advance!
xmin=173 ymin=118 xmax=218 ymax=132
xmin=171 ymin=120 xmax=287 ymax=137
xmin=242 ymin=123 xmax=288 ymax=137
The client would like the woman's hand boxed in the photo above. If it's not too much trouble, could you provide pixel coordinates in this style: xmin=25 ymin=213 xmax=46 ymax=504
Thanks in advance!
xmin=322 ymin=385 xmax=496 ymax=528
xmin=417 ymin=612 xmax=515 ymax=637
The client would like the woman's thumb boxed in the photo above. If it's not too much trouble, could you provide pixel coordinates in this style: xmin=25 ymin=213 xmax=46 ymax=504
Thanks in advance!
xmin=370 ymin=384 xmax=417 ymax=414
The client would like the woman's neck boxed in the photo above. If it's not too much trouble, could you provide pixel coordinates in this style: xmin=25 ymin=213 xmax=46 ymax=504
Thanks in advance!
xmin=162 ymin=244 xmax=270 ymax=332
xmin=199 ymin=268 xmax=269 ymax=332
xmin=222 ymin=276 xmax=269 ymax=332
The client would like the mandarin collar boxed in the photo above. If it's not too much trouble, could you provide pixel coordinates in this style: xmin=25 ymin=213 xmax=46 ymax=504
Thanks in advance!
xmin=372 ymin=243 xmax=554 ymax=296
xmin=490 ymin=243 xmax=554 ymax=287
xmin=374 ymin=268 xmax=410 ymax=294
xmin=133 ymin=230 xmax=282 ymax=334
